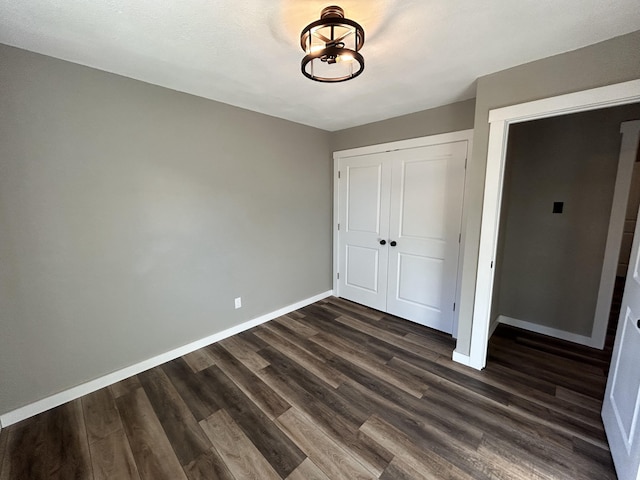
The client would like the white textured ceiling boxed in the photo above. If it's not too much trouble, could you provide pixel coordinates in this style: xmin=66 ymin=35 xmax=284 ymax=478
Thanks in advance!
xmin=1 ymin=0 xmax=639 ymax=131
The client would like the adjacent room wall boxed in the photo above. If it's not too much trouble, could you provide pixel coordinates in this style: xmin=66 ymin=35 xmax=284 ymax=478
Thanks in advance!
xmin=331 ymin=99 xmax=476 ymax=152
xmin=455 ymin=30 xmax=640 ymax=357
xmin=494 ymin=105 xmax=640 ymax=337
xmin=0 ymin=44 xmax=332 ymax=417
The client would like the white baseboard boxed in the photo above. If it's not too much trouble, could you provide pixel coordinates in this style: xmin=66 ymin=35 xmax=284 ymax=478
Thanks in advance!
xmin=0 ymin=290 xmax=333 ymax=428
xmin=488 ymin=318 xmax=500 ymax=339
xmin=452 ymin=350 xmax=477 ymax=369
xmin=497 ymin=315 xmax=596 ymax=347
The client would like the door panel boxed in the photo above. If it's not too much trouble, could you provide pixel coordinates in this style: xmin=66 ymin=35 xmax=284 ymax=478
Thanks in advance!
xmin=610 ymin=307 xmax=640 ymax=444
xmin=603 ymin=205 xmax=640 ymax=480
xmin=345 ymin=245 xmax=380 ymax=292
xmin=338 ymin=154 xmax=391 ymax=311
xmin=400 ymin=158 xmax=448 ymax=239
xmin=386 ymin=142 xmax=467 ymax=333
xmin=396 ymin=254 xmax=443 ymax=309
xmin=346 ymin=165 xmax=383 ymax=233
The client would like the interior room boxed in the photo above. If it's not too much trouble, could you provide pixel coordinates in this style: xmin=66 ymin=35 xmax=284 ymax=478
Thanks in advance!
xmin=491 ymin=104 xmax=640 ymax=346
xmin=1 ymin=1 xmax=640 ymax=479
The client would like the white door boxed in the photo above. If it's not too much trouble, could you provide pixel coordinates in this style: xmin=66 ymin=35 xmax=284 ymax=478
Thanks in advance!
xmin=386 ymin=143 xmax=467 ymax=333
xmin=338 ymin=152 xmax=392 ymax=311
xmin=337 ymin=140 xmax=467 ymax=334
xmin=603 ymin=205 xmax=640 ymax=480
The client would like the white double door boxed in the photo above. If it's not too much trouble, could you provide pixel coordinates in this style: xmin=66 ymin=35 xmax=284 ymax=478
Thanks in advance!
xmin=337 ymin=140 xmax=467 ymax=334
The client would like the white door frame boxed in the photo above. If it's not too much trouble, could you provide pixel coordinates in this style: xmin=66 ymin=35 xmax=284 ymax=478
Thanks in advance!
xmin=333 ymin=129 xmax=473 ymax=337
xmin=593 ymin=120 xmax=640 ymax=347
xmin=468 ymin=79 xmax=640 ymax=370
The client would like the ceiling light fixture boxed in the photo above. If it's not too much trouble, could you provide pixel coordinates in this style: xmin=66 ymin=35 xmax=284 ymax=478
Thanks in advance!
xmin=300 ymin=6 xmax=365 ymax=83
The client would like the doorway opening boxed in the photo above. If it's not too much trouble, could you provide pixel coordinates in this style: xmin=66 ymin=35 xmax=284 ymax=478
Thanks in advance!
xmin=489 ymin=107 xmax=640 ymax=348
xmin=467 ymin=79 xmax=640 ymax=371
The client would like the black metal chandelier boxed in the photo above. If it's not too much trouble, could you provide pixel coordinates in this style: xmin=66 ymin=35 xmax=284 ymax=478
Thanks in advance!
xmin=300 ymin=6 xmax=365 ymax=83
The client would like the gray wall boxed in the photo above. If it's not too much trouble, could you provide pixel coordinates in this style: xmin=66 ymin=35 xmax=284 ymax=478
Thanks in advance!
xmin=455 ymin=30 xmax=640 ymax=356
xmin=331 ymin=99 xmax=476 ymax=152
xmin=0 ymin=44 xmax=332 ymax=416
xmin=494 ymin=105 xmax=640 ymax=336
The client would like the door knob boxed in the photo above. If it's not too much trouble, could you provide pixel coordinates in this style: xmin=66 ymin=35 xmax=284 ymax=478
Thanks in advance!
xmin=379 ymin=239 xmax=386 ymax=245
xmin=390 ymin=241 xmax=397 ymax=247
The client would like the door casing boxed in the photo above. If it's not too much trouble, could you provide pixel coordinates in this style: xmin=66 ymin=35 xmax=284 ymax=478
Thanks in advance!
xmin=466 ymin=79 xmax=640 ymax=370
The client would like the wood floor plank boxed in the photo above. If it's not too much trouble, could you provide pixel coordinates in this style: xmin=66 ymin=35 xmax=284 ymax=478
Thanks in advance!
xmin=109 ymin=375 xmax=142 ymax=399
xmin=182 ymin=348 xmax=217 ymax=373
xmin=257 ymin=365 xmax=391 ymax=476
xmin=342 ymin=379 xmax=487 ymax=473
xmin=235 ymin=329 xmax=270 ymax=351
xmin=259 ymin=320 xmax=327 ymax=360
xmin=216 ymin=335 xmax=269 ymax=372
xmin=491 ymin=336 xmax=607 ymax=378
xmin=207 ymin=342 xmax=290 ymax=419
xmin=183 ymin=447 xmax=236 ymax=480
xmin=556 ymin=385 xmax=603 ymax=413
xmin=89 ymin=428 xmax=140 ymax=480
xmin=285 ymin=457 xmax=332 ymax=480
xmin=379 ymin=456 xmax=438 ymax=480
xmin=324 ymin=297 xmax=385 ymax=321
xmin=311 ymin=332 xmax=426 ymax=398
xmin=256 ymin=320 xmax=334 ymax=362
xmin=276 ymin=407 xmax=377 ymax=480
xmin=199 ymin=409 xmax=281 ymax=480
xmin=274 ymin=314 xmax=320 ymax=338
xmin=474 ymin=435 xmax=543 ymax=480
xmin=488 ymin=343 xmax=606 ymax=398
xmin=391 ymin=356 xmax=601 ymax=468
xmin=572 ymin=436 xmax=617 ymax=480
xmin=331 ymin=359 xmax=485 ymax=451
xmin=480 ymin=432 xmax=576 ymax=479
xmin=361 ymin=414 xmax=470 ymax=480
xmin=41 ymin=399 xmax=93 ymax=480
xmin=390 ymin=356 xmax=603 ymax=451
xmin=301 ymin=307 xmax=402 ymax=364
xmin=392 ymin=347 xmax=512 ymax=405
xmin=0 ymin=426 xmax=8 ymax=480
xmin=138 ymin=367 xmax=212 ymax=466
xmin=254 ymin=326 xmax=347 ymax=388
xmin=403 ymin=331 xmax=459 ymax=357
xmin=259 ymin=346 xmax=368 ymax=427
xmin=198 ymin=365 xmax=305 ymax=478
xmin=334 ymin=314 xmax=441 ymax=362
xmin=437 ymin=355 xmax=603 ymax=426
xmin=1 ymin=399 xmax=95 ymax=480
xmin=83 ymin=387 xmax=123 ymax=444
xmin=116 ymin=387 xmax=188 ymax=480
xmin=0 ymin=416 xmax=47 ymax=480
xmin=161 ymin=358 xmax=221 ymax=421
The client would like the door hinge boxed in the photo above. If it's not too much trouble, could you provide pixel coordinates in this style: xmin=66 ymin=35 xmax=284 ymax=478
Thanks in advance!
xmin=464 ymin=157 xmax=468 ymax=169
xmin=337 ymin=272 xmax=340 ymax=280
xmin=337 ymin=223 xmax=340 ymax=231
xmin=338 ymin=171 xmax=341 ymax=179
xmin=453 ymin=302 xmax=456 ymax=312
xmin=491 ymin=261 xmax=494 ymax=268
xmin=458 ymin=233 xmax=461 ymax=243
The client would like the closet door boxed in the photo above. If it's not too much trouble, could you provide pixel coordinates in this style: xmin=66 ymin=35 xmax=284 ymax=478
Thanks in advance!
xmin=385 ymin=142 xmax=467 ymax=333
xmin=337 ymin=152 xmax=392 ymax=311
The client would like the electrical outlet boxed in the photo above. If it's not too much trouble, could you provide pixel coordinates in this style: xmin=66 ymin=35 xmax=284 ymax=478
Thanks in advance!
xmin=234 ymin=297 xmax=242 ymax=309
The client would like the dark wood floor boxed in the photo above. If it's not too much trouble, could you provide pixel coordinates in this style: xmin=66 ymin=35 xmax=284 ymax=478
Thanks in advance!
xmin=0 ymin=295 xmax=618 ymax=479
